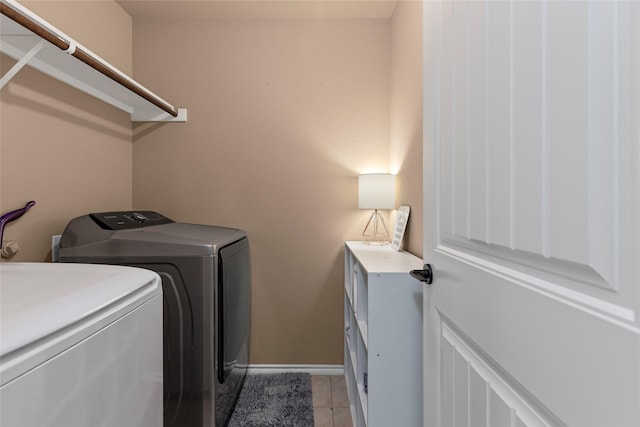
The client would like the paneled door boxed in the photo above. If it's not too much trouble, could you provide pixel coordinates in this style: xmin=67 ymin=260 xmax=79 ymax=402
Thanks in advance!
xmin=422 ymin=1 xmax=639 ymax=426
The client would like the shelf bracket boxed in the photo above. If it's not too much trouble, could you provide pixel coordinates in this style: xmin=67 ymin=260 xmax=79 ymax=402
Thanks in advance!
xmin=132 ymin=108 xmax=188 ymax=122
xmin=0 ymin=38 xmax=46 ymax=89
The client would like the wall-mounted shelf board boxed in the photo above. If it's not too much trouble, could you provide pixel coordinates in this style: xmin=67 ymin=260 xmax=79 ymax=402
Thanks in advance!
xmin=0 ymin=0 xmax=186 ymax=122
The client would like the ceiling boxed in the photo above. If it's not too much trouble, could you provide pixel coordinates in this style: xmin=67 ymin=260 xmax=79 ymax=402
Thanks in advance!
xmin=116 ymin=0 xmax=399 ymax=20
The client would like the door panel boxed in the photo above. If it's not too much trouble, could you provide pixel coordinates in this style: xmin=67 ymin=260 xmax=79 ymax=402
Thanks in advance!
xmin=423 ymin=1 xmax=640 ymax=426
xmin=440 ymin=319 xmax=558 ymax=427
xmin=512 ymin=0 xmax=544 ymax=256
xmin=437 ymin=0 xmax=634 ymax=310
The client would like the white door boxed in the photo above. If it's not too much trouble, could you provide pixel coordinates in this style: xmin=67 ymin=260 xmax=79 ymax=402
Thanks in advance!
xmin=422 ymin=1 xmax=639 ymax=426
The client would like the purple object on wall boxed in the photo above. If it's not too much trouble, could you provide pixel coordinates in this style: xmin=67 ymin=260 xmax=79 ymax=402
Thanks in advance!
xmin=0 ymin=201 xmax=36 ymax=243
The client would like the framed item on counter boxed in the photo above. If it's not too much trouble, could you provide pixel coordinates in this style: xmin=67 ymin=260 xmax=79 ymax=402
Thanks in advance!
xmin=391 ymin=205 xmax=410 ymax=251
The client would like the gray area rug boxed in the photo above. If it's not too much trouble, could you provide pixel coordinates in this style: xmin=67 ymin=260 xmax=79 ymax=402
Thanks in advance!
xmin=228 ymin=373 xmax=314 ymax=427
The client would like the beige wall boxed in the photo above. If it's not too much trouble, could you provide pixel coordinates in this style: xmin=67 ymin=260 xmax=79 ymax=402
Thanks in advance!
xmin=18 ymin=0 xmax=133 ymax=74
xmin=1 ymin=0 xmax=423 ymax=366
xmin=0 ymin=1 xmax=133 ymax=262
xmin=131 ymin=18 xmax=391 ymax=364
xmin=390 ymin=0 xmax=423 ymax=257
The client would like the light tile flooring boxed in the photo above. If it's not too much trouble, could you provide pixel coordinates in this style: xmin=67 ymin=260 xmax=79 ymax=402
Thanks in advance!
xmin=311 ymin=375 xmax=353 ymax=427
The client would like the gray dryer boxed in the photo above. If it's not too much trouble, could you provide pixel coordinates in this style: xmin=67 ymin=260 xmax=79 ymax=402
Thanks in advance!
xmin=59 ymin=211 xmax=250 ymax=427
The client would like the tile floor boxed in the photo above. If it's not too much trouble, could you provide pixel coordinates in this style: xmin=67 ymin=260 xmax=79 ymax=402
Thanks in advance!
xmin=311 ymin=375 xmax=353 ymax=427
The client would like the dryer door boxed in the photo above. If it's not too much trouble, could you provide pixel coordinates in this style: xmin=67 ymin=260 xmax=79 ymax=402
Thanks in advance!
xmin=217 ymin=237 xmax=250 ymax=384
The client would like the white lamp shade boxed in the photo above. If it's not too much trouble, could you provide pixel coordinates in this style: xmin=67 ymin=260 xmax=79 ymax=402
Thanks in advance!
xmin=359 ymin=174 xmax=395 ymax=209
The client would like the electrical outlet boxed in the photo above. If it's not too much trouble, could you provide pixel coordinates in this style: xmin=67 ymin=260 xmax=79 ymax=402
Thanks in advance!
xmin=51 ymin=235 xmax=61 ymax=262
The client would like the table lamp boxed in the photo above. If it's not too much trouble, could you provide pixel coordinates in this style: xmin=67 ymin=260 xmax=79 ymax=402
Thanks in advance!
xmin=359 ymin=173 xmax=395 ymax=245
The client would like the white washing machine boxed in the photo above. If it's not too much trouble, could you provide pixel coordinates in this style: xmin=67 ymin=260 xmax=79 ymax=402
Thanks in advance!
xmin=0 ymin=262 xmax=163 ymax=427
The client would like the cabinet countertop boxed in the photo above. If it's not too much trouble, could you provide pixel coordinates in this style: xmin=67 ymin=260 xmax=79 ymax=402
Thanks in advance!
xmin=345 ymin=241 xmax=423 ymax=274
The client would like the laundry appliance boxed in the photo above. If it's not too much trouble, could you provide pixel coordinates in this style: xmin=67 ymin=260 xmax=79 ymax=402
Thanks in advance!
xmin=0 ymin=262 xmax=163 ymax=426
xmin=59 ymin=211 xmax=251 ymax=427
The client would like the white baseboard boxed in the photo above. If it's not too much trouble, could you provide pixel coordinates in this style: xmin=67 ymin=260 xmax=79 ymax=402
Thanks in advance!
xmin=247 ymin=364 xmax=344 ymax=376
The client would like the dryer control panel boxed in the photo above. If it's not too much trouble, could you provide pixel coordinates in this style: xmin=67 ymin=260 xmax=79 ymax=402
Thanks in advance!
xmin=89 ymin=211 xmax=173 ymax=230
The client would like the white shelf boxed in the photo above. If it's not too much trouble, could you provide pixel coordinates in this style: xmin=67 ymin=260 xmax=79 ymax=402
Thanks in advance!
xmin=0 ymin=0 xmax=186 ymax=122
xmin=343 ymin=242 xmax=423 ymax=427
xmin=357 ymin=384 xmax=368 ymax=426
xmin=357 ymin=320 xmax=368 ymax=350
xmin=345 ymin=282 xmax=354 ymax=307
xmin=345 ymin=241 xmax=423 ymax=273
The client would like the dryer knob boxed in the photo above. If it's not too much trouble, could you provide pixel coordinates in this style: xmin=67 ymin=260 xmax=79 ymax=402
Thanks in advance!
xmin=132 ymin=212 xmax=147 ymax=223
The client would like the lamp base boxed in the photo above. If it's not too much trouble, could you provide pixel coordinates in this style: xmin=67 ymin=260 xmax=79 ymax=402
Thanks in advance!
xmin=362 ymin=210 xmax=390 ymax=245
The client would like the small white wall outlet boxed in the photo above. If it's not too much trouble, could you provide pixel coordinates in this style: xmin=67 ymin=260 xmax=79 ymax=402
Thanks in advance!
xmin=51 ymin=235 xmax=61 ymax=262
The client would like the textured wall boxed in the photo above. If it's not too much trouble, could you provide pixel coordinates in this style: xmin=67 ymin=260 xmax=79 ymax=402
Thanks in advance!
xmin=390 ymin=0 xmax=423 ymax=257
xmin=0 ymin=1 xmax=133 ymax=262
xmin=131 ymin=18 xmax=390 ymax=364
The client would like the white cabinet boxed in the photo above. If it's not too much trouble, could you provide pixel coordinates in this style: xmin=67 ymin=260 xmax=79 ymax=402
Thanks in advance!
xmin=343 ymin=241 xmax=423 ymax=427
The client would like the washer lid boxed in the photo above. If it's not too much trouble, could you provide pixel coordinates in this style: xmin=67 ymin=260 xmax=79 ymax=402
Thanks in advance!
xmin=0 ymin=263 xmax=161 ymax=385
